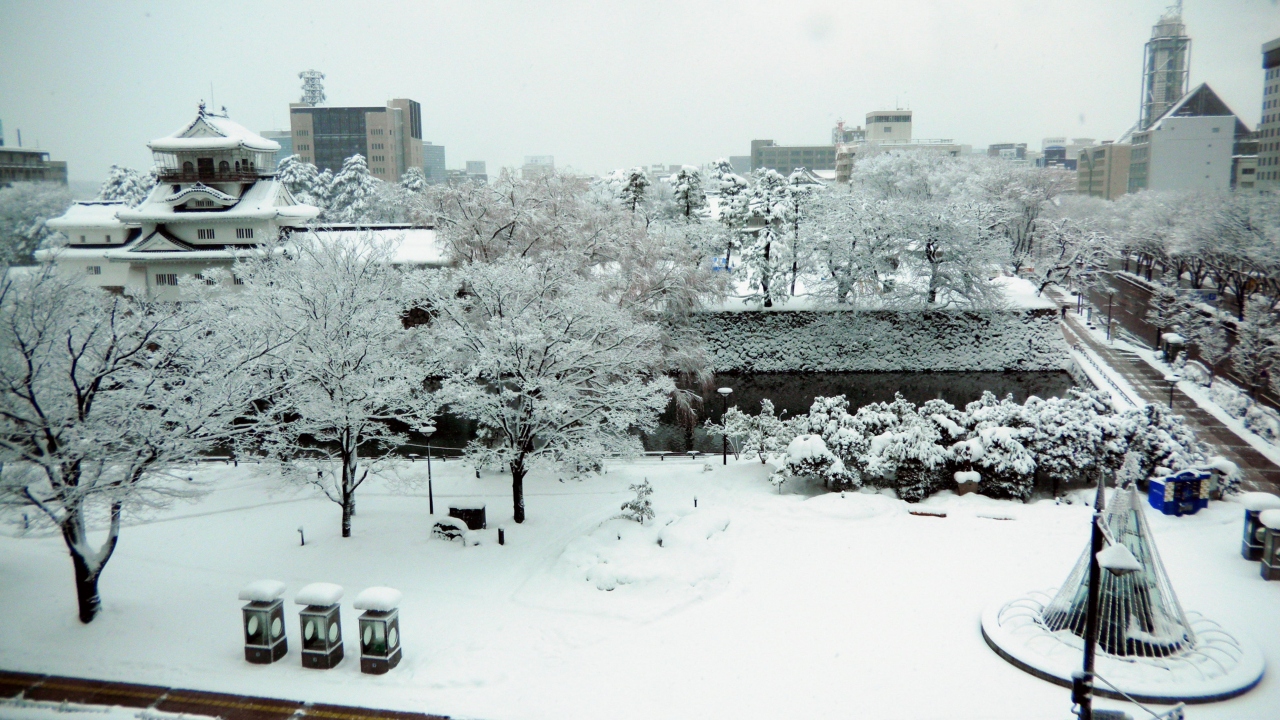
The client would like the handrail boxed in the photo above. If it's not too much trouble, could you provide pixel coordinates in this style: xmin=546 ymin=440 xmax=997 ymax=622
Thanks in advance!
xmin=1072 ymin=343 xmax=1140 ymax=407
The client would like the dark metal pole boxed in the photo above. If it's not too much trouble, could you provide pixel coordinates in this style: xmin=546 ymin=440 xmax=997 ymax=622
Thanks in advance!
xmin=1169 ymin=382 xmax=1175 ymax=410
xmin=1077 ymin=474 xmax=1107 ymax=720
xmin=427 ymin=441 xmax=434 ymax=515
xmin=722 ymin=394 xmax=729 ymax=465
xmin=1106 ymin=294 xmax=1113 ymax=342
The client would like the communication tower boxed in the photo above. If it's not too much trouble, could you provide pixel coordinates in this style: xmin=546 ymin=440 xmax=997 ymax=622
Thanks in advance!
xmin=299 ymin=70 xmax=326 ymax=107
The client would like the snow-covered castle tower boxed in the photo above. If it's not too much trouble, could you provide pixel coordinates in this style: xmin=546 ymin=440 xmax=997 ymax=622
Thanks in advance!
xmin=42 ymin=103 xmax=319 ymax=299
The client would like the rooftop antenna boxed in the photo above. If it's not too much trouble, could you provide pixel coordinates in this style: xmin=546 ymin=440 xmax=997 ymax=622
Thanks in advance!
xmin=299 ymin=70 xmax=326 ymax=106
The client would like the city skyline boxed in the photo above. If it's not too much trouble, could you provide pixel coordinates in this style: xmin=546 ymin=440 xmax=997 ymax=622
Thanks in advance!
xmin=0 ymin=0 xmax=1275 ymax=182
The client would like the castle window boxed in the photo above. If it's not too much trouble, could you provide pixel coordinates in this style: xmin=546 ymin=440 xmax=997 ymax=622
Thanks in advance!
xmin=86 ymin=266 xmax=101 ymax=275
xmin=79 ymin=235 xmax=86 ymax=243
xmin=105 ymin=235 xmax=111 ymax=242
xmin=219 ymin=160 xmax=230 ymax=173
xmin=155 ymin=273 xmax=179 ymax=286
xmin=197 ymin=228 xmax=215 ymax=240
xmin=236 ymin=228 xmax=254 ymax=239
xmin=195 ymin=273 xmax=217 ymax=286
xmin=183 ymin=161 xmax=194 ymax=174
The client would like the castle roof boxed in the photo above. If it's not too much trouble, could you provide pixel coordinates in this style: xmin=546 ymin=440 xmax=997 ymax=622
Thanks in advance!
xmin=148 ymin=104 xmax=281 ymax=153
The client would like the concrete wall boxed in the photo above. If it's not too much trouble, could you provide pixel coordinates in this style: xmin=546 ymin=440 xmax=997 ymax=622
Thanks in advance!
xmin=1149 ymin=116 xmax=1234 ymax=191
xmin=689 ymin=307 xmax=1070 ymax=373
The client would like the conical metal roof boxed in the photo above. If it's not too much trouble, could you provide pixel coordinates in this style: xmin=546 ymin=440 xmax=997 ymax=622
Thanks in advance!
xmin=1042 ymin=486 xmax=1195 ymax=658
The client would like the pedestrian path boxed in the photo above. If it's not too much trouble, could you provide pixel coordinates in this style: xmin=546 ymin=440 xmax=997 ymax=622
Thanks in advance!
xmin=0 ymin=671 xmax=450 ymax=720
xmin=1050 ymin=297 xmax=1280 ymax=494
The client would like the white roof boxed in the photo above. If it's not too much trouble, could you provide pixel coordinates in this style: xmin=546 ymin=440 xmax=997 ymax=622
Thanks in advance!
xmin=45 ymin=202 xmax=129 ymax=231
xmin=307 ymin=227 xmax=447 ymax=266
xmin=353 ymin=586 xmax=402 ymax=611
xmin=294 ymin=582 xmax=344 ymax=607
xmin=148 ymin=109 xmax=281 ymax=153
xmin=238 ymin=579 xmax=286 ymax=602
xmin=118 ymin=179 xmax=319 ymax=225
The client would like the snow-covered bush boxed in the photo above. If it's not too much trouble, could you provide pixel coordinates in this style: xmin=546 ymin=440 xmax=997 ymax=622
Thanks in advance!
xmin=780 ymin=434 xmax=847 ymax=490
xmin=1208 ymin=380 xmax=1251 ymax=419
xmin=1123 ymin=403 xmax=1208 ymax=481
xmin=706 ymin=399 xmax=792 ymax=464
xmin=621 ymin=480 xmax=655 ymax=524
xmin=1244 ymin=404 xmax=1280 ymax=443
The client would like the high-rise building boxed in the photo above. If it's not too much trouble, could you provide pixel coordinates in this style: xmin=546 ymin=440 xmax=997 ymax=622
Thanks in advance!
xmin=1138 ymin=4 xmax=1191 ymax=131
xmin=423 ymin=143 xmax=446 ymax=183
xmin=290 ymin=98 xmax=425 ymax=183
xmin=1078 ymin=143 xmax=1132 ymax=200
xmin=1258 ymin=36 xmax=1280 ymax=189
xmin=1127 ymin=83 xmax=1248 ymax=193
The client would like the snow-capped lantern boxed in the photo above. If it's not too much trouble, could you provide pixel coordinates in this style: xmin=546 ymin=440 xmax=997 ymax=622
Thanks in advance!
xmin=295 ymin=583 xmax=344 ymax=669
xmin=1260 ymin=510 xmax=1280 ymax=581
xmin=1147 ymin=470 xmax=1209 ymax=516
xmin=353 ymin=586 xmax=403 ymax=674
xmin=238 ymin=579 xmax=288 ymax=664
xmin=1240 ymin=492 xmax=1280 ymax=561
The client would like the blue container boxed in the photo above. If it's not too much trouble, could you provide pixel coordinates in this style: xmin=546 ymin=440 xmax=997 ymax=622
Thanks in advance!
xmin=1148 ymin=470 xmax=1211 ymax=516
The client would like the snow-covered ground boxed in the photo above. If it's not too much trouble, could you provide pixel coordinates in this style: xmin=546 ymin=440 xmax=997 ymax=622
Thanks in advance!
xmin=1 ymin=459 xmax=1277 ymax=720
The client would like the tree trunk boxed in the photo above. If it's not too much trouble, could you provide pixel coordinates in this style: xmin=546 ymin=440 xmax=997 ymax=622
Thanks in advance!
xmin=511 ymin=456 xmax=527 ymax=524
xmin=60 ymin=502 xmax=121 ymax=624
xmin=341 ymin=492 xmax=354 ymax=538
xmin=762 ymin=240 xmax=772 ymax=308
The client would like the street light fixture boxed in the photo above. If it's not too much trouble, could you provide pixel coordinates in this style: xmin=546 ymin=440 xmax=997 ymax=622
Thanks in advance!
xmin=1073 ymin=474 xmax=1143 ymax=720
xmin=1106 ymin=292 xmax=1114 ymax=343
xmin=716 ymin=387 xmax=733 ymax=465
xmin=421 ymin=423 xmax=437 ymax=515
xmin=1163 ymin=374 xmax=1181 ymax=410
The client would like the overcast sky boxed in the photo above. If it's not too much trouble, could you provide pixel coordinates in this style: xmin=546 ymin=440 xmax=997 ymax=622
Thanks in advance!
xmin=1 ymin=0 xmax=1276 ymax=183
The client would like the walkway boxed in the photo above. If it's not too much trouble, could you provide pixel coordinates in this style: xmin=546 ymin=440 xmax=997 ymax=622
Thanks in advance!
xmin=1048 ymin=289 xmax=1280 ymax=494
xmin=0 ymin=671 xmax=450 ymax=720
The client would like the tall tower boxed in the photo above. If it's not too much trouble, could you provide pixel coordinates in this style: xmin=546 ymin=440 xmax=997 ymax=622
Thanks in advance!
xmin=298 ymin=70 xmax=326 ymax=107
xmin=1139 ymin=2 xmax=1191 ymax=131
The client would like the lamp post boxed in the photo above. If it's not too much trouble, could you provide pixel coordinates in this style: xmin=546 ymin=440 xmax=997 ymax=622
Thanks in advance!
xmin=1106 ymin=292 xmax=1114 ymax=343
xmin=717 ymin=387 xmax=733 ymax=465
xmin=1074 ymin=474 xmax=1143 ymax=720
xmin=421 ymin=423 xmax=436 ymax=515
xmin=1163 ymin=374 xmax=1181 ymax=410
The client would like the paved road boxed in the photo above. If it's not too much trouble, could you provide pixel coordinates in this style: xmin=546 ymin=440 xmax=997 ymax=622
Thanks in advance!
xmin=0 ymin=671 xmax=450 ymax=720
xmin=1051 ymin=293 xmax=1280 ymax=494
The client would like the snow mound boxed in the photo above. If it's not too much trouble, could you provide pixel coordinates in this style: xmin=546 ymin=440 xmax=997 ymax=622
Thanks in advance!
xmin=1239 ymin=492 xmax=1280 ymax=513
xmin=801 ymin=491 xmax=905 ymax=520
xmin=237 ymin=579 xmax=285 ymax=603
xmin=558 ymin=510 xmax=732 ymax=593
xmin=1260 ymin=509 xmax=1280 ymax=530
xmin=786 ymin=434 xmax=832 ymax=464
xmin=353 ymin=586 xmax=402 ymax=611
xmin=294 ymin=582 xmax=343 ymax=607
xmin=954 ymin=471 xmax=981 ymax=485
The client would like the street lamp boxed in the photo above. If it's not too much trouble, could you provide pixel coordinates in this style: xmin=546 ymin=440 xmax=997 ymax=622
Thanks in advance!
xmin=421 ymin=423 xmax=436 ymax=515
xmin=1163 ymin=374 xmax=1181 ymax=410
xmin=1106 ymin=292 xmax=1114 ymax=343
xmin=1073 ymin=474 xmax=1143 ymax=720
xmin=717 ymin=387 xmax=733 ymax=465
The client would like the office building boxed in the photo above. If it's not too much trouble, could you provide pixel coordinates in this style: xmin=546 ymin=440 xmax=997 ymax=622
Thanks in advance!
xmin=988 ymin=143 xmax=1027 ymax=161
xmin=1078 ymin=143 xmax=1132 ymax=200
xmin=260 ymin=130 xmax=294 ymax=166
xmin=1038 ymin=138 xmax=1096 ymax=171
xmin=290 ymin=98 xmax=425 ymax=183
xmin=751 ymin=140 xmax=837 ymax=174
xmin=1139 ymin=5 xmax=1191 ymax=131
xmin=522 ymin=156 xmax=555 ymax=179
xmin=1127 ymin=83 xmax=1248 ymax=193
xmin=1259 ymin=36 xmax=1280 ymax=188
xmin=866 ymin=111 xmax=912 ymax=142
xmin=423 ymin=143 xmax=446 ymax=183
xmin=728 ymin=156 xmax=752 ymax=176
xmin=0 ymin=147 xmax=68 ymax=186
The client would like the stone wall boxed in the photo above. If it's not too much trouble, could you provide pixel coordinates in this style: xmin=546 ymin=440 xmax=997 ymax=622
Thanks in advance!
xmin=689 ymin=307 xmax=1070 ymax=373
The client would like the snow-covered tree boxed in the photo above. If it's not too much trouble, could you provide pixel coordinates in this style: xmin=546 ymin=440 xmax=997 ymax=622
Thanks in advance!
xmin=1026 ymin=218 xmax=1112 ymax=297
xmin=401 ymin=166 xmax=429 ymax=194
xmin=277 ymin=155 xmax=327 ymax=210
xmin=1124 ymin=403 xmax=1207 ymax=480
xmin=739 ymin=169 xmax=791 ymax=307
xmin=0 ymin=182 xmax=73 ymax=264
xmin=1186 ymin=312 xmax=1229 ymax=379
xmin=326 ymin=155 xmax=382 ymax=223
xmin=0 ymin=264 xmax=275 ymax=621
xmin=618 ymin=167 xmax=651 ymax=215
xmin=413 ymin=258 xmax=673 ymax=523
xmin=95 ymin=165 xmax=155 ymax=207
xmin=669 ymin=166 xmax=707 ymax=222
xmin=784 ymin=170 xmax=822 ymax=296
xmin=708 ymin=159 xmax=750 ymax=267
xmin=1145 ymin=284 xmax=1184 ymax=349
xmin=900 ymin=200 xmax=1007 ymax=307
xmin=706 ymin=399 xmax=793 ymax=465
xmin=806 ymin=188 xmax=904 ymax=305
xmin=1230 ymin=298 xmax=1279 ymax=397
xmin=232 ymin=233 xmax=440 ymax=538
xmin=977 ymin=162 xmax=1074 ymax=271
xmin=620 ymin=480 xmax=655 ymax=524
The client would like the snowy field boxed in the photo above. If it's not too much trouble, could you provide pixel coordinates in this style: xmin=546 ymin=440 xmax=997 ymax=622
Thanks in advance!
xmin=1 ymin=459 xmax=1277 ymax=720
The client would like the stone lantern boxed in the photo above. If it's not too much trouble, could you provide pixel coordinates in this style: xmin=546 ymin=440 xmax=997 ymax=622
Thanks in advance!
xmin=238 ymin=579 xmax=288 ymax=664
xmin=1241 ymin=492 xmax=1280 ymax=561
xmin=295 ymin=582 xmax=344 ymax=669
xmin=354 ymin=586 xmax=403 ymax=674
xmin=1260 ymin=510 xmax=1280 ymax=581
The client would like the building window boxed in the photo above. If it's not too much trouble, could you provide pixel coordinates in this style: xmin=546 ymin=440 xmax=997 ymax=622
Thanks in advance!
xmin=86 ymin=266 xmax=101 ymax=275
xmin=195 ymin=273 xmax=217 ymax=286
xmin=297 ymin=130 xmax=309 ymax=136
xmin=155 ymin=273 xmax=179 ymax=286
xmin=197 ymin=228 xmax=215 ymax=240
xmin=236 ymin=228 xmax=254 ymax=239
xmin=79 ymin=235 xmax=86 ymax=243
xmin=233 ymin=275 xmax=245 ymax=285
xmin=105 ymin=234 xmax=111 ymax=242
xmin=884 ymin=126 xmax=892 ymax=132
